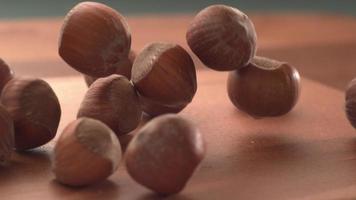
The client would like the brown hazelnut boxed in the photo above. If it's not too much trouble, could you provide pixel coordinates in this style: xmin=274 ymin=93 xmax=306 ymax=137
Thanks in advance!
xmin=227 ymin=56 xmax=300 ymax=117
xmin=345 ymin=78 xmax=356 ymax=128
xmin=0 ymin=104 xmax=14 ymax=164
xmin=0 ymin=58 xmax=14 ymax=93
xmin=1 ymin=77 xmax=61 ymax=150
xmin=131 ymin=42 xmax=197 ymax=117
xmin=59 ymin=2 xmax=131 ymax=77
xmin=53 ymin=118 xmax=122 ymax=187
xmin=78 ymin=75 xmax=142 ymax=136
xmin=84 ymin=50 xmax=136 ymax=87
xmin=186 ymin=4 xmax=257 ymax=71
xmin=125 ymin=114 xmax=206 ymax=194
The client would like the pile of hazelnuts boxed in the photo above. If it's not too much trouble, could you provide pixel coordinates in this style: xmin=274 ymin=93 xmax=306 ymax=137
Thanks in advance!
xmin=0 ymin=2 xmax=309 ymax=195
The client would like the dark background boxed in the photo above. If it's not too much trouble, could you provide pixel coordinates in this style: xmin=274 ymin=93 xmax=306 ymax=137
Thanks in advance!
xmin=0 ymin=0 xmax=355 ymax=19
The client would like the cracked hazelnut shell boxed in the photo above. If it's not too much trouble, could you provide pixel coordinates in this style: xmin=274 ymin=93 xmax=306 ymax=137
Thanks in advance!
xmin=59 ymin=2 xmax=131 ymax=77
xmin=227 ymin=56 xmax=300 ymax=117
xmin=125 ymin=114 xmax=206 ymax=194
xmin=186 ymin=4 xmax=257 ymax=71
xmin=53 ymin=118 xmax=122 ymax=187
xmin=131 ymin=42 xmax=197 ymax=117
xmin=1 ymin=77 xmax=61 ymax=150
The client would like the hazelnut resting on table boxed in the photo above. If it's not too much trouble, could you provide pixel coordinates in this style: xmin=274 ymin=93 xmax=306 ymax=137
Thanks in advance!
xmin=1 ymin=77 xmax=61 ymax=150
xmin=125 ymin=114 xmax=206 ymax=195
xmin=131 ymin=42 xmax=197 ymax=117
xmin=78 ymin=75 xmax=142 ymax=136
xmin=345 ymin=78 xmax=356 ymax=128
xmin=53 ymin=118 xmax=122 ymax=187
xmin=59 ymin=2 xmax=131 ymax=77
xmin=0 ymin=104 xmax=14 ymax=164
xmin=0 ymin=58 xmax=14 ymax=94
xmin=187 ymin=4 xmax=257 ymax=71
xmin=227 ymin=56 xmax=300 ymax=118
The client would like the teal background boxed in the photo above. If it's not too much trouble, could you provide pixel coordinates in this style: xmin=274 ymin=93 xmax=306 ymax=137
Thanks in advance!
xmin=0 ymin=0 xmax=354 ymax=19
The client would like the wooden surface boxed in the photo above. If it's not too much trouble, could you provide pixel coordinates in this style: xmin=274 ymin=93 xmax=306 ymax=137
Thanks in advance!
xmin=1 ymin=14 xmax=356 ymax=200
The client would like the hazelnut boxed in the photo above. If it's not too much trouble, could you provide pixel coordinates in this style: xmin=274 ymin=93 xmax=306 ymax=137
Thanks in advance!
xmin=0 ymin=104 xmax=14 ymax=164
xmin=227 ymin=56 xmax=300 ymax=117
xmin=345 ymin=78 xmax=356 ymax=128
xmin=0 ymin=58 xmax=14 ymax=93
xmin=131 ymin=42 xmax=197 ymax=117
xmin=53 ymin=118 xmax=122 ymax=187
xmin=78 ymin=75 xmax=142 ymax=136
xmin=59 ymin=2 xmax=131 ymax=77
xmin=1 ymin=77 xmax=61 ymax=150
xmin=125 ymin=114 xmax=206 ymax=194
xmin=84 ymin=50 xmax=136 ymax=87
xmin=186 ymin=4 xmax=257 ymax=71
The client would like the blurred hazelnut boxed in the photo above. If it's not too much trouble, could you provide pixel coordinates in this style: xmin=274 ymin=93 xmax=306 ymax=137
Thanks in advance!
xmin=186 ymin=4 xmax=257 ymax=71
xmin=131 ymin=42 xmax=197 ymax=117
xmin=345 ymin=78 xmax=356 ymax=128
xmin=59 ymin=2 xmax=131 ymax=77
xmin=0 ymin=104 xmax=14 ymax=164
xmin=53 ymin=118 xmax=122 ymax=186
xmin=227 ymin=56 xmax=300 ymax=117
xmin=125 ymin=114 xmax=206 ymax=194
xmin=78 ymin=75 xmax=142 ymax=136
xmin=84 ymin=50 xmax=136 ymax=87
xmin=1 ymin=77 xmax=61 ymax=150
xmin=0 ymin=58 xmax=14 ymax=93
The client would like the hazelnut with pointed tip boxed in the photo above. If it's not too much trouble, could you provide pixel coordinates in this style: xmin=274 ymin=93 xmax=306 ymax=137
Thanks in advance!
xmin=131 ymin=42 xmax=197 ymax=117
xmin=53 ymin=118 xmax=122 ymax=186
xmin=1 ymin=77 xmax=61 ymax=150
xmin=59 ymin=2 xmax=131 ymax=77
xmin=125 ymin=114 xmax=206 ymax=194
xmin=84 ymin=50 xmax=136 ymax=87
xmin=186 ymin=4 xmax=257 ymax=71
xmin=0 ymin=105 xmax=14 ymax=164
xmin=78 ymin=75 xmax=142 ymax=136
xmin=227 ymin=56 xmax=300 ymax=117
xmin=0 ymin=58 xmax=14 ymax=93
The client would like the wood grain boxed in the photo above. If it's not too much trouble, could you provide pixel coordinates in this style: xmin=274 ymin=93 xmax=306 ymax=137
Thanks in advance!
xmin=0 ymin=14 xmax=356 ymax=199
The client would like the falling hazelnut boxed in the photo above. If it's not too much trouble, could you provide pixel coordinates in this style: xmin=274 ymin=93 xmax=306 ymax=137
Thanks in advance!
xmin=125 ymin=114 xmax=206 ymax=195
xmin=0 ymin=104 xmax=14 ymax=164
xmin=186 ymin=4 xmax=257 ymax=71
xmin=59 ymin=2 xmax=131 ymax=77
xmin=53 ymin=118 xmax=122 ymax=187
xmin=78 ymin=75 xmax=142 ymax=136
xmin=1 ymin=77 xmax=61 ymax=150
xmin=345 ymin=78 xmax=356 ymax=128
xmin=84 ymin=50 xmax=136 ymax=87
xmin=131 ymin=42 xmax=197 ymax=117
xmin=227 ymin=56 xmax=300 ymax=117
xmin=0 ymin=58 xmax=14 ymax=93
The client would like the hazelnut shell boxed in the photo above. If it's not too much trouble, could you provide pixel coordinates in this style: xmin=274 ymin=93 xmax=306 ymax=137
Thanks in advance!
xmin=125 ymin=114 xmax=206 ymax=194
xmin=0 ymin=58 xmax=14 ymax=93
xmin=53 ymin=118 xmax=122 ymax=186
xmin=1 ymin=77 xmax=61 ymax=150
xmin=131 ymin=42 xmax=197 ymax=116
xmin=227 ymin=56 xmax=300 ymax=117
xmin=78 ymin=75 xmax=142 ymax=136
xmin=59 ymin=2 xmax=131 ymax=77
xmin=345 ymin=78 xmax=356 ymax=128
xmin=186 ymin=4 xmax=257 ymax=71
xmin=0 ymin=104 xmax=14 ymax=164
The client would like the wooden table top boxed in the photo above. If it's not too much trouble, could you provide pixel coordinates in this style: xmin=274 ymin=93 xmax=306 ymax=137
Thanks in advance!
xmin=1 ymin=14 xmax=356 ymax=200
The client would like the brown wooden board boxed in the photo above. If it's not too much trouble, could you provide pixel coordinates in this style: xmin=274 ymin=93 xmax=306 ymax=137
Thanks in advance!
xmin=0 ymin=14 xmax=356 ymax=199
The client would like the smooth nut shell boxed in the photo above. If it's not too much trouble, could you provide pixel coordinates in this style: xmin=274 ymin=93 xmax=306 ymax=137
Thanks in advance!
xmin=345 ymin=78 xmax=356 ymax=128
xmin=53 ymin=118 xmax=122 ymax=186
xmin=0 ymin=105 xmax=14 ymax=164
xmin=84 ymin=50 xmax=136 ymax=87
xmin=78 ymin=75 xmax=142 ymax=136
xmin=125 ymin=114 xmax=206 ymax=194
xmin=131 ymin=42 xmax=197 ymax=116
xmin=187 ymin=4 xmax=257 ymax=71
xmin=227 ymin=56 xmax=300 ymax=117
xmin=1 ymin=77 xmax=61 ymax=150
xmin=0 ymin=58 xmax=14 ymax=93
xmin=59 ymin=2 xmax=131 ymax=77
